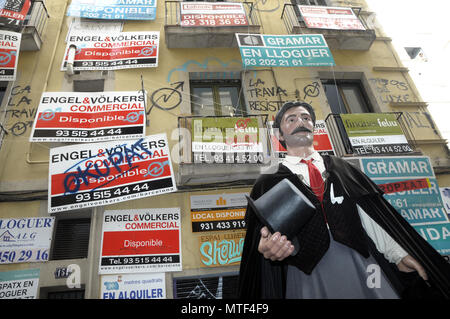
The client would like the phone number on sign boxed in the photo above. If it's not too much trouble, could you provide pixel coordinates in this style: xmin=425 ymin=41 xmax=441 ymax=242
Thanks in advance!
xmin=243 ymin=58 xmax=305 ymax=67
xmin=0 ymin=249 xmax=49 ymax=264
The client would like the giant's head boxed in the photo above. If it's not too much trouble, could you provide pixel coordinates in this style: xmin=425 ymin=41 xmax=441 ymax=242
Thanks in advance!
xmin=273 ymin=101 xmax=316 ymax=149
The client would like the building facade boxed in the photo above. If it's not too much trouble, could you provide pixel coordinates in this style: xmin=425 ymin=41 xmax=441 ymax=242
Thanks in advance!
xmin=0 ymin=0 xmax=448 ymax=299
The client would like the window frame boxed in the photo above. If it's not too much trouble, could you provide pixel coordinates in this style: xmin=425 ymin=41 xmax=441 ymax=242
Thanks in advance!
xmin=190 ymin=79 xmax=247 ymax=117
xmin=321 ymin=79 xmax=373 ymax=114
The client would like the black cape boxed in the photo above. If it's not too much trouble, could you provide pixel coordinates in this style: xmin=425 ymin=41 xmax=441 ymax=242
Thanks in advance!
xmin=237 ymin=155 xmax=450 ymax=299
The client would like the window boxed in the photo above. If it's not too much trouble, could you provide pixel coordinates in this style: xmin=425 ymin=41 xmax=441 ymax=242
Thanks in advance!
xmin=190 ymin=80 xmax=246 ymax=117
xmin=40 ymin=286 xmax=85 ymax=299
xmin=51 ymin=218 xmax=91 ymax=260
xmin=322 ymin=80 xmax=372 ymax=114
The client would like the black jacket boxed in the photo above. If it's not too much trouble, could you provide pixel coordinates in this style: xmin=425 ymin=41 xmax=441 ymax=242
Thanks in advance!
xmin=237 ymin=155 xmax=450 ymax=298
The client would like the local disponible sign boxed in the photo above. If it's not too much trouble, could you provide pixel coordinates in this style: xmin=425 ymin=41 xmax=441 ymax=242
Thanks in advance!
xmin=101 ymin=273 xmax=166 ymax=299
xmin=29 ymin=91 xmax=146 ymax=142
xmin=180 ymin=2 xmax=248 ymax=27
xmin=68 ymin=0 xmax=157 ymax=20
xmin=48 ymin=134 xmax=177 ymax=213
xmin=190 ymin=193 xmax=247 ymax=232
xmin=236 ymin=33 xmax=334 ymax=67
xmin=0 ymin=217 xmax=54 ymax=264
xmin=61 ymin=31 xmax=159 ymax=71
xmin=298 ymin=5 xmax=365 ymax=30
xmin=341 ymin=113 xmax=412 ymax=155
xmin=359 ymin=156 xmax=450 ymax=255
xmin=99 ymin=209 xmax=182 ymax=274
xmin=0 ymin=30 xmax=21 ymax=81
xmin=0 ymin=268 xmax=39 ymax=299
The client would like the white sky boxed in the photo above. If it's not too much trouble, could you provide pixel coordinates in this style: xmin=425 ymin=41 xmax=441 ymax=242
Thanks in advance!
xmin=365 ymin=0 xmax=450 ymax=145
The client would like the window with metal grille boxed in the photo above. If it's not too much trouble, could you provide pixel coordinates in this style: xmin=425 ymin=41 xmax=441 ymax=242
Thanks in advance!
xmin=51 ymin=218 xmax=91 ymax=260
xmin=46 ymin=289 xmax=85 ymax=299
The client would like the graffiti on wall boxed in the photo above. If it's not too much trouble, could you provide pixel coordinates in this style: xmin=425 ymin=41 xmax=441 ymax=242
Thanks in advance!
xmin=370 ymin=78 xmax=416 ymax=104
xmin=1 ymin=85 xmax=35 ymax=137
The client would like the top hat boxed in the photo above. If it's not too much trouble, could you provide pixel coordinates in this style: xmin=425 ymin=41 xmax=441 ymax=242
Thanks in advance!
xmin=245 ymin=178 xmax=316 ymax=255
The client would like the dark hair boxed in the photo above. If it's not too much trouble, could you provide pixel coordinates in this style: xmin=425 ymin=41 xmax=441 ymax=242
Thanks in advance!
xmin=273 ymin=101 xmax=316 ymax=134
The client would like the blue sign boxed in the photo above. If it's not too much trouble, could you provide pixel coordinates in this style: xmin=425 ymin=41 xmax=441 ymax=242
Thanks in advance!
xmin=67 ymin=0 xmax=157 ymax=20
xmin=375 ymin=178 xmax=448 ymax=224
xmin=358 ymin=156 xmax=450 ymax=255
xmin=413 ymin=224 xmax=450 ymax=255
xmin=360 ymin=156 xmax=433 ymax=179
xmin=236 ymin=33 xmax=335 ymax=67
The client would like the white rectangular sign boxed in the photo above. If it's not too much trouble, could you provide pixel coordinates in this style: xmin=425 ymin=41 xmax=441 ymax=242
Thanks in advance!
xmin=48 ymin=134 xmax=176 ymax=213
xmin=61 ymin=31 xmax=159 ymax=71
xmin=30 ymin=91 xmax=146 ymax=142
xmin=0 ymin=268 xmax=40 ymax=299
xmin=298 ymin=5 xmax=365 ymax=30
xmin=101 ymin=272 xmax=166 ymax=299
xmin=99 ymin=208 xmax=182 ymax=274
xmin=0 ymin=30 xmax=21 ymax=80
xmin=0 ymin=217 xmax=54 ymax=264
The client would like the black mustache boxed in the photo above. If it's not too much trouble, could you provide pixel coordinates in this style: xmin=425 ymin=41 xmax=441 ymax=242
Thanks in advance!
xmin=292 ymin=126 xmax=312 ymax=134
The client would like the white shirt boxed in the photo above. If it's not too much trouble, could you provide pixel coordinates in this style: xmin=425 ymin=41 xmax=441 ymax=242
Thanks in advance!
xmin=282 ymin=151 xmax=408 ymax=264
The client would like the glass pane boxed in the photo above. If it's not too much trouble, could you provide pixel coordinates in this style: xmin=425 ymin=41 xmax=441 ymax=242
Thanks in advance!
xmin=341 ymin=85 xmax=370 ymax=113
xmin=192 ymin=87 xmax=215 ymax=116
xmin=322 ymin=83 xmax=348 ymax=114
xmin=218 ymin=86 xmax=243 ymax=116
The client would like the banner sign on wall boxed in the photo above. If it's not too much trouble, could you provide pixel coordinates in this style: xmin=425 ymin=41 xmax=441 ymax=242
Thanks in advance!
xmin=298 ymin=5 xmax=365 ymax=30
xmin=358 ymin=156 xmax=450 ymax=255
xmin=48 ymin=134 xmax=176 ymax=213
xmin=0 ymin=268 xmax=39 ymax=299
xmin=0 ymin=0 xmax=31 ymax=29
xmin=101 ymin=272 xmax=166 ymax=299
xmin=68 ymin=0 xmax=157 ymax=20
xmin=30 ymin=91 xmax=146 ymax=143
xmin=341 ymin=113 xmax=412 ymax=155
xmin=192 ymin=117 xmax=264 ymax=164
xmin=190 ymin=193 xmax=247 ymax=232
xmin=236 ymin=33 xmax=335 ymax=67
xmin=0 ymin=30 xmax=21 ymax=81
xmin=61 ymin=31 xmax=159 ymax=71
xmin=180 ymin=2 xmax=248 ymax=27
xmin=0 ymin=217 xmax=54 ymax=264
xmin=99 ymin=208 xmax=182 ymax=274
xmin=199 ymin=232 xmax=245 ymax=267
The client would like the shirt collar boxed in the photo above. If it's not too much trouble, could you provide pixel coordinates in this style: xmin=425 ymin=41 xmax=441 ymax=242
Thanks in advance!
xmin=284 ymin=151 xmax=322 ymax=164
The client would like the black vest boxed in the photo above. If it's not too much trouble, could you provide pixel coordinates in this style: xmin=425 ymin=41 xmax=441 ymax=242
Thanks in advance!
xmin=280 ymin=158 xmax=370 ymax=274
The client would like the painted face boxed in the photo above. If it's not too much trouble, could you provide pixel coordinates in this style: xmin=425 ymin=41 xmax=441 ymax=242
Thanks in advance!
xmin=279 ymin=106 xmax=315 ymax=148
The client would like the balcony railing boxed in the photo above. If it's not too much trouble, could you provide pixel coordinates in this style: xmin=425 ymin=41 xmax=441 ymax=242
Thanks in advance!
xmin=164 ymin=1 xmax=261 ymax=48
xmin=21 ymin=0 xmax=49 ymax=51
xmin=176 ymin=114 xmax=271 ymax=186
xmin=281 ymin=4 xmax=376 ymax=51
xmin=325 ymin=112 xmax=419 ymax=157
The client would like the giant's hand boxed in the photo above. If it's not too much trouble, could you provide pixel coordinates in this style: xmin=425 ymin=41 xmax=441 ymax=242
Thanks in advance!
xmin=397 ymin=255 xmax=428 ymax=281
xmin=258 ymin=226 xmax=295 ymax=261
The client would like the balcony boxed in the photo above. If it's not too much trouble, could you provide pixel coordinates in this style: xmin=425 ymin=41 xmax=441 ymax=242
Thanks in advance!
xmin=324 ymin=112 xmax=419 ymax=157
xmin=20 ymin=1 xmax=49 ymax=51
xmin=281 ymin=4 xmax=375 ymax=51
xmin=176 ymin=114 xmax=271 ymax=187
xmin=164 ymin=1 xmax=261 ymax=49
